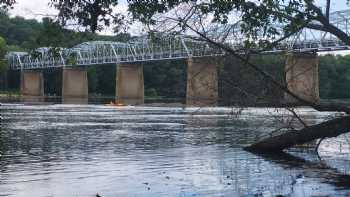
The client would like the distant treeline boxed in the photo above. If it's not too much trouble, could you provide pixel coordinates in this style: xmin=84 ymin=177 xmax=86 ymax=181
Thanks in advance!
xmin=0 ymin=10 xmax=349 ymax=101
xmin=319 ymin=55 xmax=350 ymax=99
xmin=0 ymin=9 xmax=131 ymax=50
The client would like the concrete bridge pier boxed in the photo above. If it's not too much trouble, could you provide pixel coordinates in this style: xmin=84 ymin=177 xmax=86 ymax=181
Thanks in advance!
xmin=285 ymin=53 xmax=320 ymax=104
xmin=116 ymin=64 xmax=144 ymax=105
xmin=62 ymin=68 xmax=88 ymax=104
xmin=186 ymin=58 xmax=218 ymax=106
xmin=20 ymin=70 xmax=44 ymax=102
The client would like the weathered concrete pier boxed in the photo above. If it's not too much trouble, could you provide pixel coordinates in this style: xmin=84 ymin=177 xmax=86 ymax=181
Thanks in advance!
xmin=20 ymin=70 xmax=44 ymax=102
xmin=116 ymin=64 xmax=144 ymax=105
xmin=62 ymin=68 xmax=88 ymax=104
xmin=186 ymin=58 xmax=218 ymax=106
xmin=285 ymin=53 xmax=320 ymax=104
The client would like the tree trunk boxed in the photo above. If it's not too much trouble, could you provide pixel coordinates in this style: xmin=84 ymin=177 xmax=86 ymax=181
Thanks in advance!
xmin=244 ymin=115 xmax=350 ymax=152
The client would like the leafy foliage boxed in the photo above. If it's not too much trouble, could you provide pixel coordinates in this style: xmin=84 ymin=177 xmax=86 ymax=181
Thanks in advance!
xmin=0 ymin=0 xmax=15 ymax=8
xmin=128 ymin=0 xmax=318 ymax=40
xmin=0 ymin=10 xmax=131 ymax=50
xmin=0 ymin=36 xmax=7 ymax=73
xmin=319 ymin=55 xmax=350 ymax=98
xmin=0 ymin=9 xmax=41 ymax=49
xmin=50 ymin=0 xmax=126 ymax=32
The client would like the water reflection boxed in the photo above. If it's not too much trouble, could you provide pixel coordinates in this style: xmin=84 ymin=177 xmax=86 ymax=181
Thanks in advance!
xmin=0 ymin=105 xmax=349 ymax=196
xmin=21 ymin=96 xmax=44 ymax=103
xmin=61 ymin=97 xmax=89 ymax=104
xmin=257 ymin=151 xmax=350 ymax=195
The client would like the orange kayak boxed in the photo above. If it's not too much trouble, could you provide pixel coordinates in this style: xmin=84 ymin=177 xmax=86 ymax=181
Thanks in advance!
xmin=105 ymin=101 xmax=126 ymax=107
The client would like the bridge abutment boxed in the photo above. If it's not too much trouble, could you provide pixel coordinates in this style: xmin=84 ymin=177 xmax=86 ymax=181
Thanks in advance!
xmin=116 ymin=64 xmax=144 ymax=105
xmin=285 ymin=53 xmax=320 ymax=104
xmin=186 ymin=58 xmax=218 ymax=106
xmin=62 ymin=68 xmax=88 ymax=104
xmin=20 ymin=70 xmax=44 ymax=101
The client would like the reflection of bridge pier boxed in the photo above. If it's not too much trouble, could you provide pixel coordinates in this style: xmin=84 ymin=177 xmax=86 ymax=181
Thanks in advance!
xmin=20 ymin=70 xmax=44 ymax=102
xmin=62 ymin=67 xmax=88 ymax=104
xmin=285 ymin=53 xmax=320 ymax=104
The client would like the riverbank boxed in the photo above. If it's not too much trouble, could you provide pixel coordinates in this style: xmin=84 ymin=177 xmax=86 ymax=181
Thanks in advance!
xmin=1 ymin=94 xmax=349 ymax=108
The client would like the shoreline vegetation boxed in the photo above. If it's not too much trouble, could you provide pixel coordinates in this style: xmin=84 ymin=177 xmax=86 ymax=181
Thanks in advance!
xmin=0 ymin=90 xmax=20 ymax=98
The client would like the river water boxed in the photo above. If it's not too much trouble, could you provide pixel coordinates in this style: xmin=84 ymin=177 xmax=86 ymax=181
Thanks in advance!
xmin=1 ymin=104 xmax=350 ymax=196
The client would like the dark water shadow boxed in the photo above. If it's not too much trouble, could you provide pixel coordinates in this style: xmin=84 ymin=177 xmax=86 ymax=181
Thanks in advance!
xmin=254 ymin=151 xmax=350 ymax=189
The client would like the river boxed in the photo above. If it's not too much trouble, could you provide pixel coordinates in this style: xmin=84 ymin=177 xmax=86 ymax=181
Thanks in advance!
xmin=1 ymin=104 xmax=350 ymax=196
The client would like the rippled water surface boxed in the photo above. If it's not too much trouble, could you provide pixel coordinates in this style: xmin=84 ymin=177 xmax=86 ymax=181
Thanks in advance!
xmin=1 ymin=104 xmax=350 ymax=197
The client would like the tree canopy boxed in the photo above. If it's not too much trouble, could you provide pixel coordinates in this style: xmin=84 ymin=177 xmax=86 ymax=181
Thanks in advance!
xmin=0 ymin=9 xmax=131 ymax=50
xmin=0 ymin=36 xmax=7 ymax=73
xmin=127 ymin=0 xmax=350 ymax=48
xmin=50 ymin=0 xmax=125 ymax=33
xmin=0 ymin=0 xmax=15 ymax=8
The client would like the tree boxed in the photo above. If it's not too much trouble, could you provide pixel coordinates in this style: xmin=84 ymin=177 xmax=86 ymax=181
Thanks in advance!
xmin=0 ymin=36 xmax=8 ymax=91
xmin=0 ymin=36 xmax=7 ymax=73
xmin=0 ymin=9 xmax=42 ymax=49
xmin=0 ymin=0 xmax=15 ymax=8
xmin=50 ymin=0 xmax=127 ymax=33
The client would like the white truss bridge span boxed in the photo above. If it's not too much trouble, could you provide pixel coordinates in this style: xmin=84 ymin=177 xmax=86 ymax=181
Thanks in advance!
xmin=7 ymin=9 xmax=350 ymax=70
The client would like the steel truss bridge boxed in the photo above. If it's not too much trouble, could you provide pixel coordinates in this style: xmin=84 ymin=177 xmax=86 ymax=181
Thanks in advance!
xmin=7 ymin=9 xmax=350 ymax=70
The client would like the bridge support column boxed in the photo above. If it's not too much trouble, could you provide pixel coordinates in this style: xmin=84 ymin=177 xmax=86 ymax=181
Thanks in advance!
xmin=186 ymin=58 xmax=218 ymax=106
xmin=285 ymin=53 xmax=320 ymax=104
xmin=62 ymin=68 xmax=88 ymax=104
xmin=20 ymin=70 xmax=44 ymax=101
xmin=116 ymin=64 xmax=144 ymax=105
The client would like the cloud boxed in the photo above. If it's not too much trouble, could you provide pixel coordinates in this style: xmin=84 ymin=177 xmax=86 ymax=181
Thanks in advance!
xmin=10 ymin=0 xmax=57 ymax=20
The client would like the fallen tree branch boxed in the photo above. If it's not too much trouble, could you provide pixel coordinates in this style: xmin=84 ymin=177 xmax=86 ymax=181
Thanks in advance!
xmin=244 ymin=115 xmax=350 ymax=152
xmin=286 ymin=108 xmax=308 ymax=128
